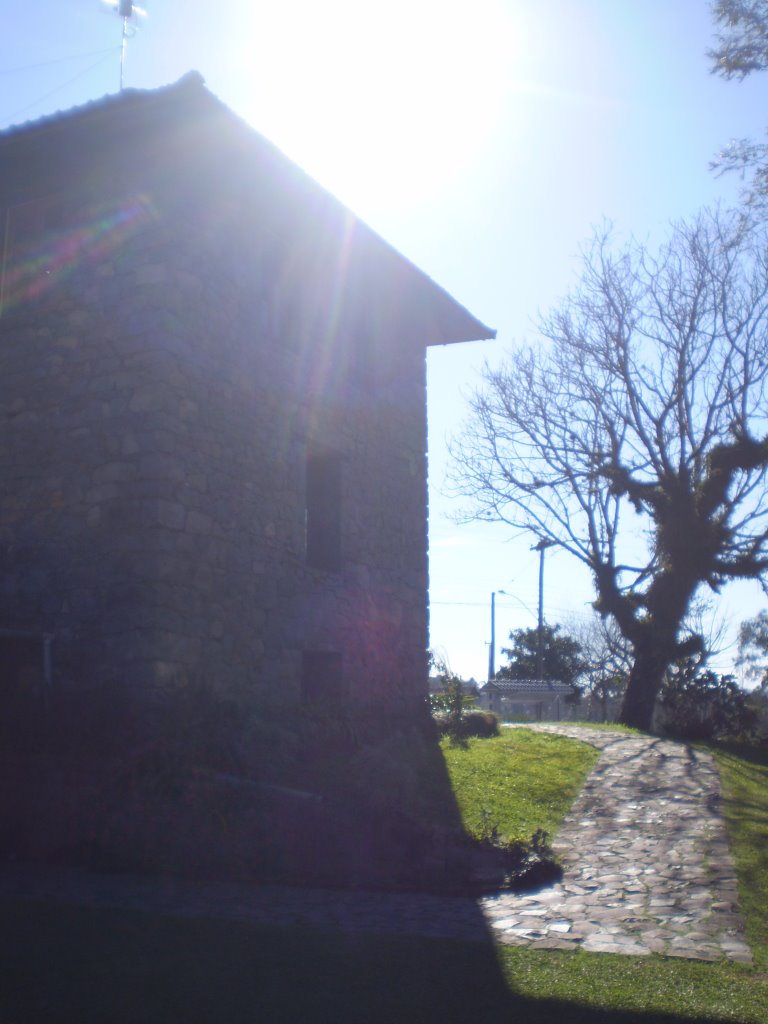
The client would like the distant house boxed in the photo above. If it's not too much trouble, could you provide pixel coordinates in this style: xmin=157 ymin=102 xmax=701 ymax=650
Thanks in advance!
xmin=478 ymin=679 xmax=574 ymax=721
xmin=0 ymin=73 xmax=493 ymax=715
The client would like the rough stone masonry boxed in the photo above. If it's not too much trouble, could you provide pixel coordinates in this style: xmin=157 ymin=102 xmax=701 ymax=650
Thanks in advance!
xmin=0 ymin=75 xmax=492 ymax=712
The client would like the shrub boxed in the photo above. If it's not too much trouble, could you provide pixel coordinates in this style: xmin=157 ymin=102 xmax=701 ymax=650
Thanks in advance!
xmin=428 ymin=656 xmax=491 ymax=745
xmin=659 ymin=665 xmax=758 ymax=741
xmin=459 ymin=710 xmax=499 ymax=738
xmin=434 ymin=710 xmax=499 ymax=741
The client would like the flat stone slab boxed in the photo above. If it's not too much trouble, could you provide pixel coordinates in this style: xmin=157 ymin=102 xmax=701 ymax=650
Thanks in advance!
xmin=481 ymin=725 xmax=751 ymax=962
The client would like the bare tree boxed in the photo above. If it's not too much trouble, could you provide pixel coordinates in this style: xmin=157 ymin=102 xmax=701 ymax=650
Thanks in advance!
xmin=451 ymin=209 xmax=768 ymax=731
xmin=565 ymin=616 xmax=632 ymax=722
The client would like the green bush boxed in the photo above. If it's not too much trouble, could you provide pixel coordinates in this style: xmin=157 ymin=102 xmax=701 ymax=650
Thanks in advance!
xmin=660 ymin=665 xmax=758 ymax=741
xmin=461 ymin=710 xmax=499 ymax=738
xmin=434 ymin=710 xmax=499 ymax=741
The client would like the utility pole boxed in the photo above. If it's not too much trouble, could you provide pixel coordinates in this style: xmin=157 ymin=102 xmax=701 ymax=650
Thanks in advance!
xmin=488 ymin=591 xmax=496 ymax=680
xmin=107 ymin=0 xmax=144 ymax=92
xmin=532 ymin=538 xmax=554 ymax=681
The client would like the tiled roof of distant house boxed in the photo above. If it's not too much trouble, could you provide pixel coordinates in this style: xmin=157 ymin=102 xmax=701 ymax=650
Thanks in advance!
xmin=484 ymin=679 xmax=573 ymax=695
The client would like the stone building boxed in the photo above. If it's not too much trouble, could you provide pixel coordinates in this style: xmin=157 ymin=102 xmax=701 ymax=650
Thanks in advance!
xmin=0 ymin=73 xmax=493 ymax=715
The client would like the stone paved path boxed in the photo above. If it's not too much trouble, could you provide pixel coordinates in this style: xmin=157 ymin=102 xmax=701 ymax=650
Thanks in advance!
xmin=0 ymin=726 xmax=751 ymax=963
xmin=482 ymin=725 xmax=752 ymax=961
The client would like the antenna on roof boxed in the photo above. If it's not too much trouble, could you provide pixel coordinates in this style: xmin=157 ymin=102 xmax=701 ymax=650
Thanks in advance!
xmin=102 ymin=0 xmax=147 ymax=91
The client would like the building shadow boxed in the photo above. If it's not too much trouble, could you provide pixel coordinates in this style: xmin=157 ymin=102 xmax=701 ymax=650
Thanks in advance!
xmin=0 ymin=717 xmax=758 ymax=1024
xmin=0 ymin=894 xmax=756 ymax=1024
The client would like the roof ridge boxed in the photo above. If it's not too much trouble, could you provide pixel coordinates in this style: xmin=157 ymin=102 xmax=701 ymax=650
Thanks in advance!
xmin=0 ymin=72 xmax=494 ymax=346
xmin=0 ymin=70 xmax=207 ymax=140
xmin=485 ymin=678 xmax=572 ymax=688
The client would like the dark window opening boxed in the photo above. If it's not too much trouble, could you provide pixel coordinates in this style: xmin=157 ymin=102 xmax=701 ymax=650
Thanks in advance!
xmin=348 ymin=327 xmax=376 ymax=395
xmin=306 ymin=449 xmax=342 ymax=571
xmin=0 ymin=633 xmax=51 ymax=722
xmin=301 ymin=651 xmax=343 ymax=706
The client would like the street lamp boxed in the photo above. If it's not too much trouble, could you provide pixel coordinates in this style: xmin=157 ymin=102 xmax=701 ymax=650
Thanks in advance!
xmin=531 ymin=538 xmax=555 ymax=681
xmin=489 ymin=587 xmax=540 ymax=681
xmin=488 ymin=588 xmax=510 ymax=681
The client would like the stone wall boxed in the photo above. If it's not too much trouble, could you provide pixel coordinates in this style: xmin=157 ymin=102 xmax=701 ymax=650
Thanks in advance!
xmin=0 ymin=165 xmax=429 ymax=712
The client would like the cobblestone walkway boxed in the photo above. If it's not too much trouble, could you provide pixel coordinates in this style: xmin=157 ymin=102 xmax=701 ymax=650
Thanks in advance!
xmin=482 ymin=725 xmax=752 ymax=961
xmin=0 ymin=727 xmax=751 ymax=963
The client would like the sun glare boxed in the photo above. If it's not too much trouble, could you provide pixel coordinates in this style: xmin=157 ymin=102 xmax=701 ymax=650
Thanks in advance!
xmin=233 ymin=0 xmax=518 ymax=213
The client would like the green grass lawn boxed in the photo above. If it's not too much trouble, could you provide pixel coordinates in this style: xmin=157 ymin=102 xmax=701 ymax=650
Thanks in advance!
xmin=2 ymin=727 xmax=767 ymax=1023
xmin=440 ymin=728 xmax=600 ymax=842
xmin=497 ymin=944 xmax=768 ymax=1023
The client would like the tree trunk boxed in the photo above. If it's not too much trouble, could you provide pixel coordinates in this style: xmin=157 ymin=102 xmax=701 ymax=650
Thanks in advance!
xmin=618 ymin=646 xmax=666 ymax=732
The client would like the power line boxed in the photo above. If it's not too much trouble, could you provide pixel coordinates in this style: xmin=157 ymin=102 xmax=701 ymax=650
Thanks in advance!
xmin=1 ymin=50 xmax=119 ymax=126
xmin=431 ymin=600 xmax=488 ymax=607
xmin=431 ymin=598 xmax=597 ymax=622
xmin=0 ymin=46 xmax=120 ymax=77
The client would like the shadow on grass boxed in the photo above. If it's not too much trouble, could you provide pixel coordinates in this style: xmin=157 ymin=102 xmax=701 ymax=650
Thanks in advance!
xmin=2 ymin=717 xmax=762 ymax=1023
xmin=0 ymin=900 xmax=758 ymax=1024
xmin=714 ymin=746 xmax=768 ymax=848
xmin=709 ymin=739 xmax=768 ymax=769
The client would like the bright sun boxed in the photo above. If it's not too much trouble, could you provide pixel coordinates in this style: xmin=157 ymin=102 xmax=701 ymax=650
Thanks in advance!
xmin=234 ymin=0 xmax=519 ymax=213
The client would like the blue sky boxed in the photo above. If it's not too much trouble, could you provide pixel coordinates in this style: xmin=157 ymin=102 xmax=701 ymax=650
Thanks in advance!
xmin=2 ymin=1 xmax=766 ymax=680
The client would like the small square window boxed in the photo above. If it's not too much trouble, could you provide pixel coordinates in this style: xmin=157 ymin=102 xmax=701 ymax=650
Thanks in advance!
xmin=0 ymin=634 xmax=49 ymax=720
xmin=305 ymin=449 xmax=342 ymax=571
xmin=348 ymin=331 xmax=376 ymax=394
